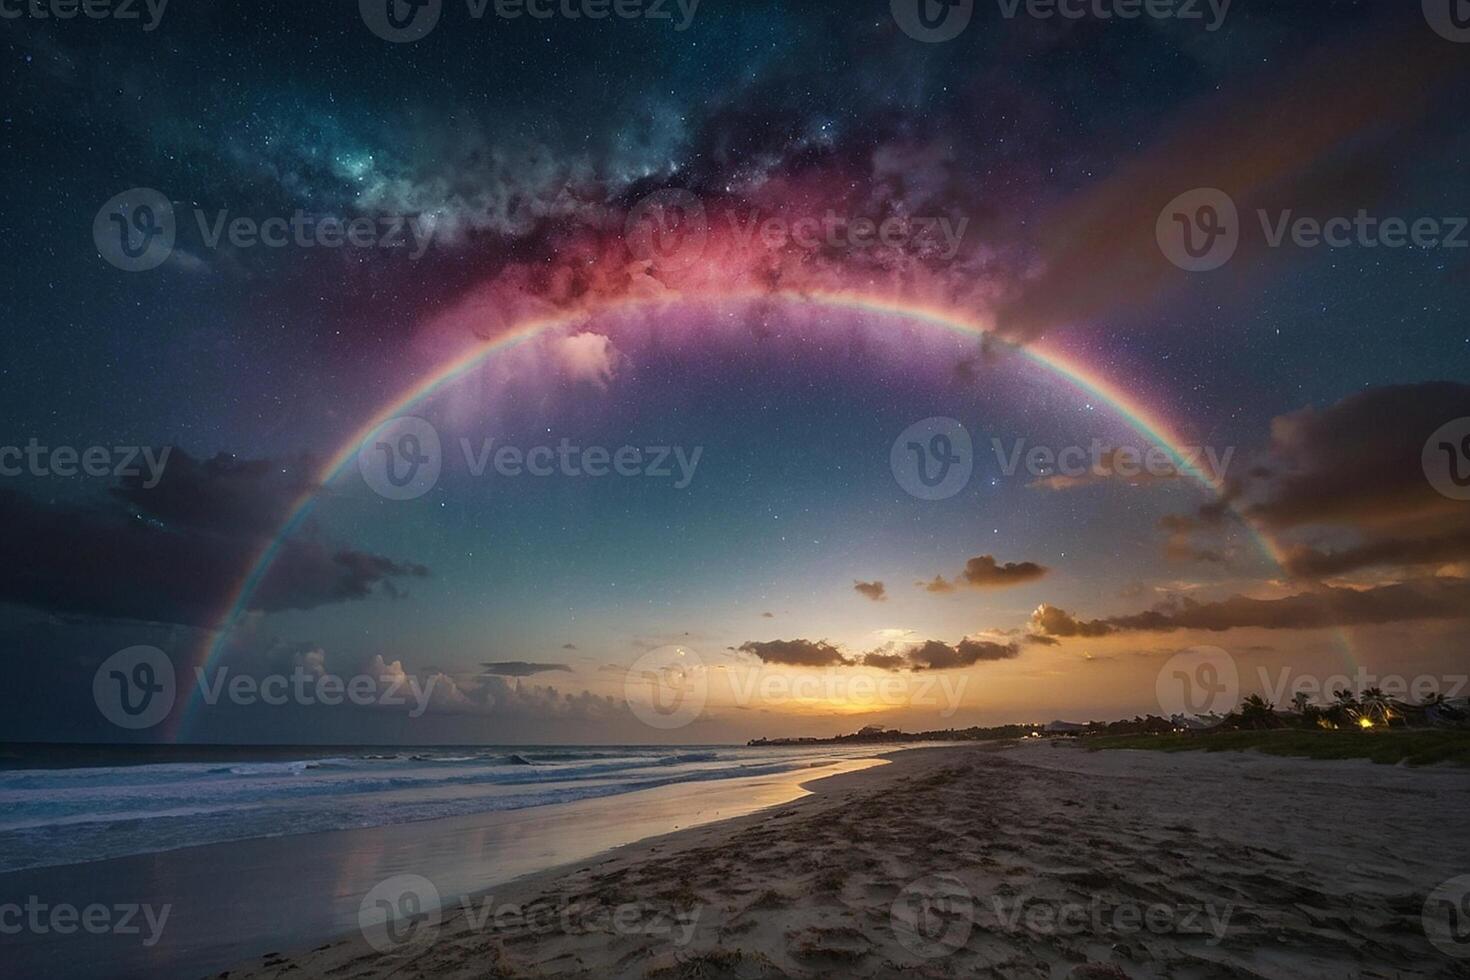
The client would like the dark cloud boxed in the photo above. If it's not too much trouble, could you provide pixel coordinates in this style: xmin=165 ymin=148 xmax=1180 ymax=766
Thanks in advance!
xmin=0 ymin=452 xmax=429 ymax=628
xmin=480 ymin=662 xmax=573 ymax=678
xmin=853 ymin=580 xmax=887 ymax=602
xmin=1030 ymin=603 xmax=1115 ymax=639
xmin=859 ymin=651 xmax=908 ymax=671
xmin=918 ymin=556 xmax=1048 ymax=595
xmin=251 ymin=544 xmax=429 ymax=613
xmin=111 ymin=451 xmax=316 ymax=536
xmin=899 ymin=638 xmax=1019 ymax=671
xmin=857 ymin=636 xmax=1018 ymax=671
xmin=918 ymin=575 xmax=956 ymax=594
xmin=1169 ymin=383 xmax=1470 ymax=578
xmin=1281 ymin=531 xmax=1470 ymax=579
xmin=737 ymin=633 xmax=1019 ymax=672
xmin=958 ymin=555 xmax=1048 ymax=589
xmin=738 ymin=639 xmax=849 ymax=668
xmin=1247 ymin=383 xmax=1470 ymax=533
xmin=1031 ymin=579 xmax=1470 ymax=638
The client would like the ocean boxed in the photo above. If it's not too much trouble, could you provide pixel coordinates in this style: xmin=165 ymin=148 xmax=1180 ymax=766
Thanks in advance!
xmin=0 ymin=743 xmax=882 ymax=874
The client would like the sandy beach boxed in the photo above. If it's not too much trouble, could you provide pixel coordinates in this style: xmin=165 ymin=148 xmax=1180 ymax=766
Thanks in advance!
xmin=228 ymin=742 xmax=1470 ymax=979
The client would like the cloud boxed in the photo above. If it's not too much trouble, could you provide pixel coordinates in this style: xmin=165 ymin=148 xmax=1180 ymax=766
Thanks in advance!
xmin=111 ymin=451 xmax=316 ymax=535
xmin=252 ymin=544 xmax=429 ymax=612
xmin=1281 ymin=531 xmax=1470 ymax=579
xmin=918 ymin=557 xmax=1048 ymax=595
xmin=480 ymin=661 xmax=573 ymax=677
xmin=0 ymin=452 xmax=429 ymax=628
xmin=259 ymin=641 xmax=328 ymax=679
xmin=552 ymin=331 xmax=620 ymax=388
xmin=853 ymin=580 xmax=887 ymax=602
xmin=1029 ymin=603 xmax=1115 ymax=639
xmin=1030 ymin=579 xmax=1470 ymax=637
xmin=859 ymin=651 xmax=908 ymax=671
xmin=1168 ymin=383 xmax=1470 ymax=577
xmin=737 ymin=633 xmax=1018 ymax=673
xmin=898 ymin=638 xmax=1020 ymax=671
xmin=737 ymin=639 xmax=848 ymax=668
xmin=859 ymin=636 xmax=1018 ymax=671
xmin=957 ymin=555 xmax=1049 ymax=589
xmin=1248 ymin=383 xmax=1470 ymax=532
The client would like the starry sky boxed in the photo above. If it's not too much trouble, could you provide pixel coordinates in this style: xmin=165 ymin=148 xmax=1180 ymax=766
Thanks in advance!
xmin=2 ymin=0 xmax=1468 ymax=744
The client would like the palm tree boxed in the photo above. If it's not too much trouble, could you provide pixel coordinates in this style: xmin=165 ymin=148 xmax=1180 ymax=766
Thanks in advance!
xmin=1324 ymin=689 xmax=1359 ymax=729
xmin=1290 ymin=692 xmax=1323 ymax=729
xmin=1359 ymin=687 xmax=1394 ymax=727
xmin=1419 ymin=692 xmax=1464 ymax=724
xmin=1239 ymin=694 xmax=1278 ymax=730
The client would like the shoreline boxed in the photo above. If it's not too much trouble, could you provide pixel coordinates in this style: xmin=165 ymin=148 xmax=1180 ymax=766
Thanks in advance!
xmin=229 ymin=744 xmax=949 ymax=979
xmin=232 ymin=740 xmax=1470 ymax=979
xmin=0 ymin=751 xmax=896 ymax=979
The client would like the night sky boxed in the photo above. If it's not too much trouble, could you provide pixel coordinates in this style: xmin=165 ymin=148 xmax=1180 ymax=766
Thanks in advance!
xmin=2 ymin=0 xmax=1468 ymax=744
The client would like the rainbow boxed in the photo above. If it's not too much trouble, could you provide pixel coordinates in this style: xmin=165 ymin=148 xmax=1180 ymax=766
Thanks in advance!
xmin=171 ymin=289 xmax=1331 ymax=737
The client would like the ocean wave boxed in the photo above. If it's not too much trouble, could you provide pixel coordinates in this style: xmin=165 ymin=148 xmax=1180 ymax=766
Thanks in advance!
xmin=0 ymin=744 xmax=876 ymax=872
xmin=213 ymin=759 xmax=349 ymax=776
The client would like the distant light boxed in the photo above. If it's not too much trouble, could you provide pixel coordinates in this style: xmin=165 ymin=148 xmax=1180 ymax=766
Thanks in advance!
xmin=1358 ymin=717 xmax=1374 ymax=729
